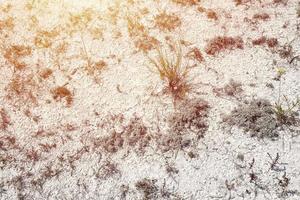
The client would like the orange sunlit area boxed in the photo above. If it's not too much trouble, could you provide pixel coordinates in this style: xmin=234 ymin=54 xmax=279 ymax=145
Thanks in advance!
xmin=1 ymin=0 xmax=300 ymax=199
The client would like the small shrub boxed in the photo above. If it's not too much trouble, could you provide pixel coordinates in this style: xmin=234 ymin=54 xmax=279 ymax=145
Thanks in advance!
xmin=0 ymin=16 xmax=14 ymax=32
xmin=134 ymin=35 xmax=159 ymax=52
xmin=39 ymin=68 xmax=53 ymax=79
xmin=206 ymin=9 xmax=218 ymax=20
xmin=169 ymin=98 xmax=210 ymax=135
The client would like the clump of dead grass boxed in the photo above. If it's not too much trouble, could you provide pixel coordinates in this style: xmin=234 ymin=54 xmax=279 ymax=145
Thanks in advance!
xmin=252 ymin=36 xmax=278 ymax=48
xmin=154 ymin=12 xmax=181 ymax=31
xmin=4 ymin=45 xmax=32 ymax=70
xmin=5 ymin=74 xmax=39 ymax=107
xmin=51 ymin=86 xmax=73 ymax=107
xmin=127 ymin=15 xmax=158 ymax=52
xmin=205 ymin=36 xmax=244 ymax=56
xmin=197 ymin=7 xmax=218 ymax=21
xmin=34 ymin=29 xmax=59 ymax=49
xmin=187 ymin=47 xmax=204 ymax=63
xmin=0 ymin=16 xmax=14 ymax=32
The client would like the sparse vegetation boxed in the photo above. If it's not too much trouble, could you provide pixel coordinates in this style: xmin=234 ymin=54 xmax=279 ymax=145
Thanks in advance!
xmin=51 ymin=86 xmax=73 ymax=107
xmin=223 ymin=99 xmax=279 ymax=139
xmin=213 ymin=79 xmax=243 ymax=97
xmin=158 ymin=98 xmax=210 ymax=153
xmin=154 ymin=12 xmax=181 ymax=31
xmin=0 ymin=108 xmax=10 ymax=130
xmin=205 ymin=36 xmax=244 ymax=56
xmin=0 ymin=0 xmax=299 ymax=199
xmin=273 ymin=68 xmax=300 ymax=125
xmin=148 ymin=43 xmax=193 ymax=103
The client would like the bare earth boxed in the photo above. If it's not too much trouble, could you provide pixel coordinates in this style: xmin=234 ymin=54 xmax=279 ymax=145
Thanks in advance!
xmin=0 ymin=0 xmax=300 ymax=199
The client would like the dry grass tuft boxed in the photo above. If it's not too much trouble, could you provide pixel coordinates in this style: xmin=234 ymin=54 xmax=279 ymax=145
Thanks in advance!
xmin=34 ymin=29 xmax=59 ymax=49
xmin=127 ymin=15 xmax=158 ymax=52
xmin=148 ymin=43 xmax=193 ymax=103
xmin=252 ymin=36 xmax=278 ymax=48
xmin=0 ymin=16 xmax=14 ymax=32
xmin=187 ymin=47 xmax=204 ymax=63
xmin=5 ymin=74 xmax=39 ymax=106
xmin=154 ymin=12 xmax=181 ymax=31
xmin=51 ymin=86 xmax=73 ymax=107
xmin=4 ymin=45 xmax=32 ymax=70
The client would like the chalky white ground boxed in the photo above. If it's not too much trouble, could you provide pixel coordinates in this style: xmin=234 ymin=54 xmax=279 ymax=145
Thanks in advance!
xmin=0 ymin=0 xmax=300 ymax=199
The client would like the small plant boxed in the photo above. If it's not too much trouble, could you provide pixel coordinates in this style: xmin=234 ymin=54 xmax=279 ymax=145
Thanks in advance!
xmin=0 ymin=108 xmax=10 ymax=131
xmin=51 ymin=86 xmax=73 ymax=107
xmin=154 ymin=11 xmax=181 ymax=31
xmin=148 ymin=43 xmax=193 ymax=104
xmin=223 ymin=99 xmax=279 ymax=139
xmin=273 ymin=67 xmax=300 ymax=124
xmin=135 ymin=178 xmax=158 ymax=199
xmin=205 ymin=36 xmax=244 ymax=56
xmin=127 ymin=15 xmax=158 ymax=52
xmin=4 ymin=45 xmax=32 ymax=70
xmin=96 ymin=160 xmax=120 ymax=180
xmin=274 ymin=95 xmax=300 ymax=124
